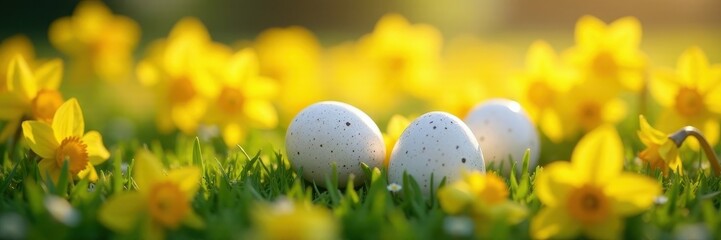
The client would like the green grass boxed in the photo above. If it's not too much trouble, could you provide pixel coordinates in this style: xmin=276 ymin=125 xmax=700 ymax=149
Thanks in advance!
xmin=1 ymin=133 xmax=720 ymax=239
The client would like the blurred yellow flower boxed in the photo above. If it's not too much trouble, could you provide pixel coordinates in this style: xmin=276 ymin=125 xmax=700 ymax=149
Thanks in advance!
xmin=49 ymin=0 xmax=140 ymax=82
xmin=532 ymin=125 xmax=661 ymax=239
xmin=438 ymin=172 xmax=527 ymax=234
xmin=0 ymin=55 xmax=64 ymax=141
xmin=254 ymin=26 xmax=324 ymax=122
xmin=356 ymin=13 xmax=442 ymax=99
xmin=637 ymin=115 xmax=681 ymax=176
xmin=649 ymin=47 xmax=721 ymax=147
xmin=136 ymin=17 xmax=222 ymax=135
xmin=205 ymin=48 xmax=279 ymax=146
xmin=383 ymin=114 xmax=411 ymax=167
xmin=518 ymin=40 xmax=575 ymax=142
xmin=21 ymin=98 xmax=109 ymax=182
xmin=99 ymin=149 xmax=203 ymax=240
xmin=557 ymin=80 xmax=627 ymax=138
xmin=0 ymin=35 xmax=35 ymax=92
xmin=252 ymin=198 xmax=339 ymax=240
xmin=564 ymin=15 xmax=646 ymax=92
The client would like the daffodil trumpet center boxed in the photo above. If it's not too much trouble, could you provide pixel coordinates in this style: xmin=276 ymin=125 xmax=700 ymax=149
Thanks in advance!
xmin=578 ymin=101 xmax=602 ymax=131
xmin=55 ymin=136 xmax=89 ymax=175
xmin=527 ymin=81 xmax=554 ymax=108
xmin=674 ymin=88 xmax=704 ymax=118
xmin=668 ymin=126 xmax=721 ymax=176
xmin=218 ymin=86 xmax=244 ymax=115
xmin=591 ymin=51 xmax=619 ymax=78
xmin=567 ymin=184 xmax=609 ymax=224
xmin=478 ymin=175 xmax=509 ymax=205
xmin=169 ymin=77 xmax=197 ymax=104
xmin=32 ymin=89 xmax=64 ymax=123
xmin=149 ymin=181 xmax=189 ymax=228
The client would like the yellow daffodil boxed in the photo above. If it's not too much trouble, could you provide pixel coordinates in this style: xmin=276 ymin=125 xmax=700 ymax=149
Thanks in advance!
xmin=564 ymin=15 xmax=646 ymax=92
xmin=383 ymin=114 xmax=411 ymax=167
xmin=556 ymin=80 xmax=627 ymax=138
xmin=99 ymin=149 xmax=203 ymax=240
xmin=252 ymin=198 xmax=339 ymax=240
xmin=637 ymin=115 xmax=681 ymax=175
xmin=49 ymin=0 xmax=140 ymax=82
xmin=356 ymin=13 xmax=442 ymax=99
xmin=0 ymin=55 xmax=64 ymax=141
xmin=438 ymin=172 xmax=527 ymax=235
xmin=649 ymin=47 xmax=721 ymax=147
xmin=254 ymin=26 xmax=324 ymax=122
xmin=532 ymin=125 xmax=661 ymax=239
xmin=205 ymin=48 xmax=278 ymax=146
xmin=21 ymin=98 xmax=109 ymax=182
xmin=0 ymin=35 xmax=35 ymax=92
xmin=518 ymin=40 xmax=575 ymax=143
xmin=136 ymin=17 xmax=222 ymax=135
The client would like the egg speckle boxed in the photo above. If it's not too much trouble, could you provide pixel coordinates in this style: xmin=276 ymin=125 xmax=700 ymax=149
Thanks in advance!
xmin=388 ymin=112 xmax=485 ymax=196
xmin=465 ymin=99 xmax=540 ymax=174
xmin=286 ymin=101 xmax=385 ymax=188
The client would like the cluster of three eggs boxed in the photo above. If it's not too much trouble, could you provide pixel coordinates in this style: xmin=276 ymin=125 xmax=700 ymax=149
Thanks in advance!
xmin=285 ymin=100 xmax=539 ymax=195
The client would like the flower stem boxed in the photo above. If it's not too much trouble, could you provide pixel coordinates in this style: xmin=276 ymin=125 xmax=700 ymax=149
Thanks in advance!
xmin=668 ymin=126 xmax=721 ymax=176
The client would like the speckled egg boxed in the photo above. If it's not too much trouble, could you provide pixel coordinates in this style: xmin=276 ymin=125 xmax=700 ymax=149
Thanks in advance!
xmin=286 ymin=101 xmax=385 ymax=188
xmin=464 ymin=99 xmax=540 ymax=174
xmin=388 ymin=112 xmax=485 ymax=197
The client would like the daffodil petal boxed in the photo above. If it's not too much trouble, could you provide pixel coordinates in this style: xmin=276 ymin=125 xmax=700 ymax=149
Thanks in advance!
xmin=22 ymin=121 xmax=59 ymax=159
xmin=52 ymin=98 xmax=84 ymax=141
xmin=98 ymin=192 xmax=146 ymax=232
xmin=437 ymin=181 xmax=473 ymax=215
xmin=34 ymin=59 xmax=63 ymax=90
xmin=0 ymin=119 xmax=21 ymax=142
xmin=526 ymin=40 xmax=556 ymax=74
xmin=167 ymin=167 xmax=201 ymax=199
xmin=649 ymin=68 xmax=681 ymax=108
xmin=571 ymin=125 xmax=624 ymax=185
xmin=7 ymin=55 xmax=38 ymax=100
xmin=83 ymin=131 xmax=110 ymax=165
xmin=637 ymin=115 xmax=668 ymax=145
xmin=0 ymin=93 xmax=27 ymax=120
xmin=583 ymin=215 xmax=622 ymax=240
xmin=575 ymin=15 xmax=605 ymax=51
xmin=183 ymin=211 xmax=205 ymax=229
xmin=243 ymin=99 xmax=278 ymax=129
xmin=38 ymin=158 xmax=61 ymax=183
xmin=77 ymin=162 xmax=99 ymax=182
xmin=607 ymin=16 xmax=641 ymax=50
xmin=702 ymin=119 xmax=719 ymax=147
xmin=678 ymin=47 xmax=709 ymax=88
xmin=540 ymin=110 xmax=564 ymax=143
xmin=534 ymin=161 xmax=580 ymax=207
xmin=221 ymin=123 xmax=246 ymax=147
xmin=531 ymin=207 xmax=580 ymax=240
xmin=605 ymin=173 xmax=661 ymax=216
xmin=133 ymin=149 xmax=164 ymax=194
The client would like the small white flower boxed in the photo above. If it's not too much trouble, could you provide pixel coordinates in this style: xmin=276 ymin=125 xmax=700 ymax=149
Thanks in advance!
xmin=654 ymin=195 xmax=668 ymax=205
xmin=120 ymin=162 xmax=129 ymax=176
xmin=387 ymin=183 xmax=402 ymax=193
xmin=44 ymin=196 xmax=80 ymax=226
xmin=198 ymin=124 xmax=220 ymax=141
xmin=443 ymin=216 xmax=474 ymax=237
xmin=88 ymin=183 xmax=96 ymax=193
xmin=0 ymin=212 xmax=26 ymax=240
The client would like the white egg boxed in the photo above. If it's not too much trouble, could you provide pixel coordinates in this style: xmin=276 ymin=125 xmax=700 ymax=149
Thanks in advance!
xmin=388 ymin=112 xmax=485 ymax=197
xmin=286 ymin=101 xmax=385 ymax=188
xmin=464 ymin=99 xmax=540 ymax=174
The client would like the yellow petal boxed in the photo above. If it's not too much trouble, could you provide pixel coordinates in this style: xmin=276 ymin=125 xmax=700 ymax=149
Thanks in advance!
xmin=571 ymin=125 xmax=624 ymax=185
xmin=7 ymin=55 xmax=38 ymax=100
xmin=83 ymin=131 xmax=110 ymax=165
xmin=77 ymin=162 xmax=99 ymax=182
xmin=52 ymin=98 xmax=84 ymax=141
xmin=167 ymin=167 xmax=201 ymax=200
xmin=133 ymin=149 xmax=164 ymax=194
xmin=243 ymin=76 xmax=278 ymax=99
xmin=649 ymin=68 xmax=681 ymax=108
xmin=583 ymin=215 xmax=622 ymax=240
xmin=183 ymin=211 xmax=205 ymax=229
xmin=678 ymin=47 xmax=709 ymax=88
xmin=531 ymin=207 xmax=580 ymax=240
xmin=226 ymin=48 xmax=260 ymax=86
xmin=387 ymin=114 xmax=411 ymax=138
xmin=437 ymin=181 xmax=473 ymax=215
xmin=22 ymin=121 xmax=59 ymax=159
xmin=575 ymin=15 xmax=605 ymax=50
xmin=48 ymin=17 xmax=76 ymax=54
xmin=98 ymin=192 xmax=146 ymax=232
xmin=0 ymin=119 xmax=21 ymax=142
xmin=38 ymin=158 xmax=61 ymax=183
xmin=243 ymin=99 xmax=278 ymax=129
xmin=143 ymin=221 xmax=165 ymax=240
xmin=702 ymin=119 xmax=719 ymax=147
xmin=605 ymin=173 xmax=661 ymax=216
xmin=526 ymin=40 xmax=557 ymax=74
xmin=0 ymin=91 xmax=29 ymax=120
xmin=539 ymin=110 xmax=564 ymax=143
xmin=607 ymin=16 xmax=641 ymax=50
xmin=34 ymin=59 xmax=63 ymax=90
xmin=602 ymin=98 xmax=627 ymax=124
xmin=221 ymin=123 xmax=246 ymax=147
xmin=534 ymin=161 xmax=581 ymax=207
xmin=637 ymin=115 xmax=667 ymax=146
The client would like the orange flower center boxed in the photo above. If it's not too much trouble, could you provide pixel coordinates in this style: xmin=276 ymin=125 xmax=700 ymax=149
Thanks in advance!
xmin=639 ymin=145 xmax=668 ymax=174
xmin=592 ymin=51 xmax=618 ymax=78
xmin=567 ymin=184 xmax=610 ymax=224
xmin=479 ymin=175 xmax=509 ymax=205
xmin=169 ymin=77 xmax=197 ymax=104
xmin=148 ymin=181 xmax=189 ymax=228
xmin=527 ymin=80 xmax=554 ymax=108
xmin=32 ymin=89 xmax=64 ymax=123
xmin=218 ymin=86 xmax=244 ymax=115
xmin=577 ymin=101 xmax=602 ymax=131
xmin=674 ymin=87 xmax=704 ymax=118
xmin=55 ymin=136 xmax=89 ymax=175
